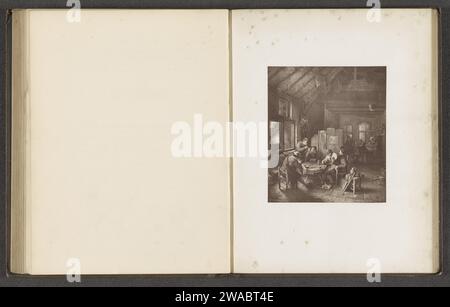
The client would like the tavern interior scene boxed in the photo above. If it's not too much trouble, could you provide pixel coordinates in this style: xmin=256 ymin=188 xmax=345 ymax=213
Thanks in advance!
xmin=268 ymin=67 xmax=386 ymax=203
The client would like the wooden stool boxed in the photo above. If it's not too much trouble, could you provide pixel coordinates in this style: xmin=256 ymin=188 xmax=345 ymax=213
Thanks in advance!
xmin=342 ymin=174 xmax=362 ymax=195
xmin=350 ymin=176 xmax=362 ymax=196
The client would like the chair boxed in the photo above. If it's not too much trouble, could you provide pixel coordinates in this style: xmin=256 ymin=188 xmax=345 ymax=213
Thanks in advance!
xmin=278 ymin=165 xmax=289 ymax=191
xmin=277 ymin=154 xmax=289 ymax=191
xmin=335 ymin=165 xmax=347 ymax=184
xmin=342 ymin=170 xmax=363 ymax=195
xmin=348 ymin=176 xmax=362 ymax=196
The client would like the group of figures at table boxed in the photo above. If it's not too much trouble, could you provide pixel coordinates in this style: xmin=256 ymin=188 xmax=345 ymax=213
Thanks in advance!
xmin=280 ymin=138 xmax=349 ymax=190
xmin=343 ymin=135 xmax=381 ymax=164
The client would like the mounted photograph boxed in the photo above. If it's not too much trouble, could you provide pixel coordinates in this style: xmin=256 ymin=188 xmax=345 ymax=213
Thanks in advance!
xmin=268 ymin=66 xmax=386 ymax=203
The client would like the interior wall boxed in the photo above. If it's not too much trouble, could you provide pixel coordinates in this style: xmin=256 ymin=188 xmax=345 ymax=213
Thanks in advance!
xmin=338 ymin=113 xmax=385 ymax=138
xmin=305 ymin=100 xmax=325 ymax=140
xmin=324 ymin=108 xmax=339 ymax=128
xmin=268 ymin=87 xmax=303 ymax=151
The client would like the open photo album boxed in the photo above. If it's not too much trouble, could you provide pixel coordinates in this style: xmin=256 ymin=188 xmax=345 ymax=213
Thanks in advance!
xmin=10 ymin=9 xmax=439 ymax=274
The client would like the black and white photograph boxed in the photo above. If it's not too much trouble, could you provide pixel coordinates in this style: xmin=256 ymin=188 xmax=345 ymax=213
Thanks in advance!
xmin=268 ymin=67 xmax=386 ymax=203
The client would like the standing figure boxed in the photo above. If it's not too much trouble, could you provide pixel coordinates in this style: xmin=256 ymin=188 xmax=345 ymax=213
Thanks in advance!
xmin=280 ymin=152 xmax=302 ymax=189
xmin=365 ymin=136 xmax=378 ymax=163
xmin=296 ymin=137 xmax=309 ymax=161
xmin=344 ymin=135 xmax=354 ymax=163
xmin=354 ymin=139 xmax=366 ymax=163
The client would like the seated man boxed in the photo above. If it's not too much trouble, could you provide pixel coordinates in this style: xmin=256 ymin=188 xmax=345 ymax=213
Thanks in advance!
xmin=321 ymin=149 xmax=338 ymax=185
xmin=334 ymin=146 xmax=348 ymax=181
xmin=336 ymin=147 xmax=348 ymax=170
xmin=321 ymin=149 xmax=337 ymax=166
xmin=305 ymin=146 xmax=319 ymax=163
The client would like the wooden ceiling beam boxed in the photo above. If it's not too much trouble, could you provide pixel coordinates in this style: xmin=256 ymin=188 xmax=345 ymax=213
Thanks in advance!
xmin=297 ymin=73 xmax=319 ymax=98
xmin=301 ymin=67 xmax=337 ymax=113
xmin=304 ymin=91 xmax=321 ymax=114
xmin=291 ymin=69 xmax=319 ymax=97
xmin=282 ymin=67 xmax=314 ymax=93
xmin=268 ymin=67 xmax=287 ymax=83
xmin=326 ymin=67 xmax=343 ymax=83
xmin=274 ymin=67 xmax=300 ymax=89
xmin=319 ymin=67 xmax=332 ymax=76
xmin=268 ymin=67 xmax=281 ymax=79
xmin=301 ymin=67 xmax=343 ymax=106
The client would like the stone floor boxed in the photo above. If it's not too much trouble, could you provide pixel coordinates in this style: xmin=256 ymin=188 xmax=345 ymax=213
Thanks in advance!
xmin=269 ymin=163 xmax=386 ymax=203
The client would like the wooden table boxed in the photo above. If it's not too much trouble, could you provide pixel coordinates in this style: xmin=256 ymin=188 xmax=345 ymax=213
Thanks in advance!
xmin=302 ymin=162 xmax=327 ymax=175
xmin=301 ymin=162 xmax=327 ymax=185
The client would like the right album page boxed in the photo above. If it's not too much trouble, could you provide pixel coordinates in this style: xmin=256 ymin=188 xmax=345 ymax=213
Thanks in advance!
xmin=231 ymin=9 xmax=439 ymax=273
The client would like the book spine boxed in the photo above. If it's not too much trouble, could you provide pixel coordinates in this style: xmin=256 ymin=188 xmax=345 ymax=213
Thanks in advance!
xmin=431 ymin=9 xmax=440 ymax=273
xmin=10 ymin=9 xmax=31 ymax=274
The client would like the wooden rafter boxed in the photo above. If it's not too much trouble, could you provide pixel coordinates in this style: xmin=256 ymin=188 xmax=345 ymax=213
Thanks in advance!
xmin=268 ymin=67 xmax=281 ymax=79
xmin=326 ymin=67 xmax=343 ymax=83
xmin=268 ymin=67 xmax=286 ymax=83
xmin=319 ymin=67 xmax=331 ymax=76
xmin=304 ymin=90 xmax=323 ymax=114
xmin=273 ymin=67 xmax=299 ymax=89
xmin=302 ymin=68 xmax=343 ymax=114
xmin=291 ymin=68 xmax=318 ymax=97
xmin=297 ymin=72 xmax=319 ymax=98
xmin=282 ymin=67 xmax=314 ymax=93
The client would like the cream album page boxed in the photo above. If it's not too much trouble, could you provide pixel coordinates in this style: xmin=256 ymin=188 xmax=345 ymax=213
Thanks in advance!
xmin=14 ymin=9 xmax=231 ymax=274
xmin=232 ymin=9 xmax=439 ymax=273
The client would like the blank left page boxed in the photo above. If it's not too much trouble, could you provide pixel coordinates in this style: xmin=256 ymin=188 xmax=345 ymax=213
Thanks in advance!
xmin=24 ymin=9 xmax=230 ymax=274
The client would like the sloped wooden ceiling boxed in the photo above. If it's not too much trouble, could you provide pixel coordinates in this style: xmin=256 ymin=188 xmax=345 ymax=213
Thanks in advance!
xmin=268 ymin=66 xmax=343 ymax=104
xmin=268 ymin=66 xmax=386 ymax=114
